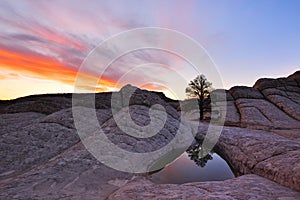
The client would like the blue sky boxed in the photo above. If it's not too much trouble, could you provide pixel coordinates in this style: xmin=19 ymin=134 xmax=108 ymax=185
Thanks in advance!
xmin=0 ymin=0 xmax=299 ymax=99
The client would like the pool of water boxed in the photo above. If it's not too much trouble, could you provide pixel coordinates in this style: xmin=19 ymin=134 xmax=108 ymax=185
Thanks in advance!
xmin=149 ymin=148 xmax=235 ymax=184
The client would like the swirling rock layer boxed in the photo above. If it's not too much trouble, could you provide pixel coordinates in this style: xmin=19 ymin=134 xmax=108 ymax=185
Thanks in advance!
xmin=0 ymin=72 xmax=299 ymax=199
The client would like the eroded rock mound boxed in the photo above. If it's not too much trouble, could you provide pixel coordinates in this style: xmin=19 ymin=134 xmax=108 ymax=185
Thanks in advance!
xmin=0 ymin=85 xmax=189 ymax=199
xmin=0 ymin=72 xmax=299 ymax=199
xmin=210 ymin=71 xmax=300 ymax=138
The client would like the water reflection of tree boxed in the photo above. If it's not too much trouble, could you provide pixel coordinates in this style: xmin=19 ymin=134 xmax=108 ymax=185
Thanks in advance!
xmin=186 ymin=143 xmax=213 ymax=167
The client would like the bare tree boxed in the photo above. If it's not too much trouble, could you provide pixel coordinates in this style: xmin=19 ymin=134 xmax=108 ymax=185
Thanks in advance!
xmin=186 ymin=74 xmax=212 ymax=120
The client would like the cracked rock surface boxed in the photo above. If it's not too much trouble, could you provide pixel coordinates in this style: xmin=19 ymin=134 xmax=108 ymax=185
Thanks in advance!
xmin=108 ymin=175 xmax=299 ymax=200
xmin=0 ymin=72 xmax=300 ymax=199
xmin=212 ymin=71 xmax=300 ymax=138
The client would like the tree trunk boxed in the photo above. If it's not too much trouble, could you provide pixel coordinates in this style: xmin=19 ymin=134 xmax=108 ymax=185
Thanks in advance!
xmin=199 ymin=96 xmax=204 ymax=121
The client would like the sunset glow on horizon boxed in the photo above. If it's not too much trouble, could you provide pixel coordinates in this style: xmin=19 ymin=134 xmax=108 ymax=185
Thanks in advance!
xmin=0 ymin=0 xmax=299 ymax=100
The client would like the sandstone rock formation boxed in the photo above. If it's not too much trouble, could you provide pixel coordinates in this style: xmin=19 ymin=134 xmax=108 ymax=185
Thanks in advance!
xmin=108 ymin=175 xmax=300 ymax=200
xmin=211 ymin=71 xmax=300 ymax=138
xmin=0 ymin=72 xmax=299 ymax=199
xmin=194 ymin=123 xmax=300 ymax=191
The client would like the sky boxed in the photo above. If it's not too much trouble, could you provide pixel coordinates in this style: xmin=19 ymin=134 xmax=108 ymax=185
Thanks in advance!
xmin=0 ymin=0 xmax=299 ymax=100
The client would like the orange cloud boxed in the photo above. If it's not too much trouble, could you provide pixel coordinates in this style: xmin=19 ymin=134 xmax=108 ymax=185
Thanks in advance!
xmin=0 ymin=48 xmax=115 ymax=89
xmin=0 ymin=47 xmax=173 ymax=99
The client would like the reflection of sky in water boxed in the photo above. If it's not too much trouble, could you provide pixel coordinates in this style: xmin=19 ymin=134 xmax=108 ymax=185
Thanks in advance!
xmin=150 ymin=152 xmax=234 ymax=184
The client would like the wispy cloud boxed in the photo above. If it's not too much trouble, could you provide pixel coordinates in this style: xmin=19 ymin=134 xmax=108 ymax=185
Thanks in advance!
xmin=0 ymin=0 xmax=205 ymax=99
xmin=0 ymin=1 xmax=135 ymax=91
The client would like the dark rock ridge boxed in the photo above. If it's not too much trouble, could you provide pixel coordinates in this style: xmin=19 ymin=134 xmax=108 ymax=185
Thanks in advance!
xmin=0 ymin=72 xmax=299 ymax=199
xmin=0 ymin=87 xmax=179 ymax=115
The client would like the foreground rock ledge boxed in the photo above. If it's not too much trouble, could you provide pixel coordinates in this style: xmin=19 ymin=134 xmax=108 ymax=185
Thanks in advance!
xmin=194 ymin=123 xmax=300 ymax=191
xmin=108 ymin=175 xmax=300 ymax=200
